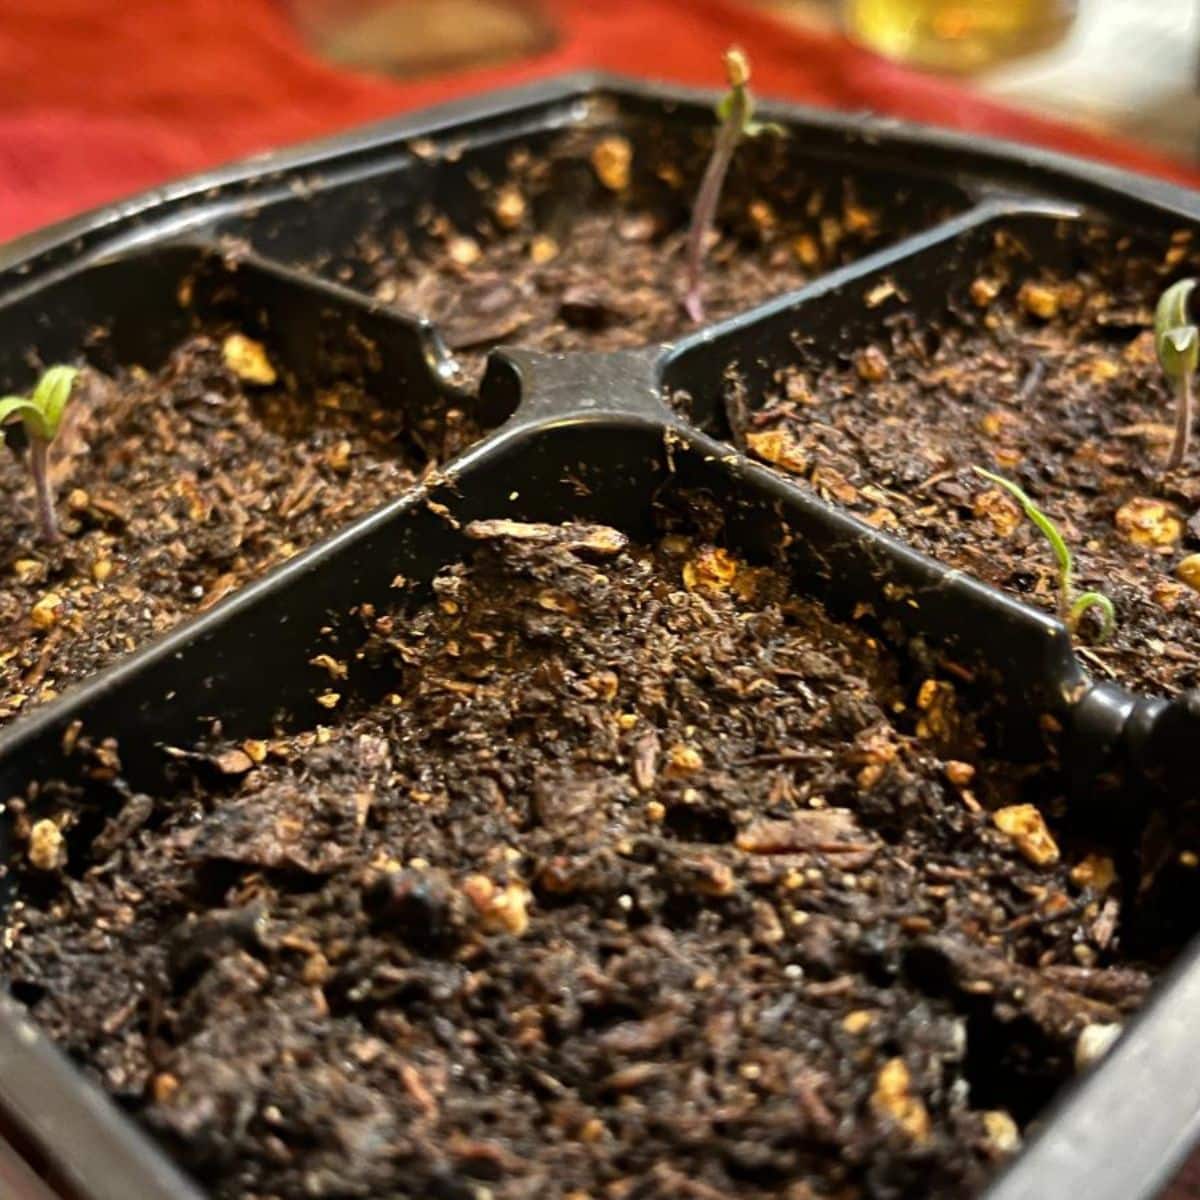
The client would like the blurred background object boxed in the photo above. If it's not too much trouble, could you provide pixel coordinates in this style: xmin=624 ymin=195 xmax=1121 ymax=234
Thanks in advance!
xmin=757 ymin=0 xmax=1200 ymax=161
xmin=1 ymin=0 xmax=1199 ymax=243
xmin=844 ymin=0 xmax=1078 ymax=72
xmin=294 ymin=0 xmax=1200 ymax=162
xmin=981 ymin=0 xmax=1200 ymax=162
xmin=290 ymin=0 xmax=555 ymax=77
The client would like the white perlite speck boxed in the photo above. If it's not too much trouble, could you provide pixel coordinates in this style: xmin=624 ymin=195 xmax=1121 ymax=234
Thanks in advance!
xmin=1075 ymin=1023 xmax=1123 ymax=1072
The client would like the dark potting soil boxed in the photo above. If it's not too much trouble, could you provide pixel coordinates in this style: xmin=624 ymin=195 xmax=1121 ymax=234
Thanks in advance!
xmin=714 ymin=223 xmax=1200 ymax=695
xmin=0 ymin=334 xmax=480 ymax=723
xmin=367 ymin=206 xmax=817 ymax=382
xmin=318 ymin=127 xmax=954 ymax=382
xmin=3 ymin=520 xmax=1164 ymax=1199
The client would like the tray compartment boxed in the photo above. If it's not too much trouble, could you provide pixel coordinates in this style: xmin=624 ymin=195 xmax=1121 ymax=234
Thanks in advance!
xmin=0 ymin=74 xmax=1197 ymax=1200
xmin=0 ymin=244 xmax=514 ymax=724
xmin=211 ymin=90 xmax=973 ymax=373
xmin=662 ymin=203 xmax=1200 ymax=699
xmin=0 ymin=411 xmax=1157 ymax=1200
xmin=659 ymin=201 xmax=1097 ymax=430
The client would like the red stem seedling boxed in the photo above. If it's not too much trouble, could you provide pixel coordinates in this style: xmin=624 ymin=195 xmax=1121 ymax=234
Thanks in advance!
xmin=1155 ymin=278 xmax=1198 ymax=472
xmin=682 ymin=47 xmax=783 ymax=325
xmin=0 ymin=366 xmax=81 ymax=542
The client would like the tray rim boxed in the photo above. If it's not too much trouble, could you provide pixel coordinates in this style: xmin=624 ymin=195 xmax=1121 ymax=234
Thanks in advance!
xmin=4 ymin=69 xmax=1200 ymax=284
xmin=0 ymin=69 xmax=1197 ymax=1200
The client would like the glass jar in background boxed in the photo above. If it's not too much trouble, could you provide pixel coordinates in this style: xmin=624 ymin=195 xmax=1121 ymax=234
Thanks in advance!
xmin=843 ymin=0 xmax=1079 ymax=72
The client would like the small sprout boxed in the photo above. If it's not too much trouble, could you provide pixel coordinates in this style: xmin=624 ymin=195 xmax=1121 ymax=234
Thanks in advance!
xmin=682 ymin=47 xmax=784 ymax=324
xmin=0 ymin=366 xmax=80 ymax=542
xmin=1155 ymin=278 xmax=1198 ymax=471
xmin=972 ymin=467 xmax=1115 ymax=642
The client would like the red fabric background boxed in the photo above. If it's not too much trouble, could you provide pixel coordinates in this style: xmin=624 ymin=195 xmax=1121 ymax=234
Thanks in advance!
xmin=0 ymin=0 xmax=1198 ymax=242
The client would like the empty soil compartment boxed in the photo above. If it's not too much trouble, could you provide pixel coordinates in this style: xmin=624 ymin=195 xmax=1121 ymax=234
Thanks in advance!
xmin=0 ymin=515 xmax=1171 ymax=1200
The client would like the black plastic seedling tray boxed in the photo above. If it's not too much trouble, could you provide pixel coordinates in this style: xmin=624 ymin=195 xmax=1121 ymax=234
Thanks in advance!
xmin=0 ymin=73 xmax=1199 ymax=1200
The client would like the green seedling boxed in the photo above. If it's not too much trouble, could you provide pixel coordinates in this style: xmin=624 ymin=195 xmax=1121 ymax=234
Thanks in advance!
xmin=1155 ymin=277 xmax=1198 ymax=471
xmin=683 ymin=46 xmax=783 ymax=325
xmin=973 ymin=467 xmax=1115 ymax=643
xmin=0 ymin=366 xmax=80 ymax=542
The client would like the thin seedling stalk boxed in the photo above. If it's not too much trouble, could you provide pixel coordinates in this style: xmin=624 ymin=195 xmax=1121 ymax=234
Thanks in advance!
xmin=1167 ymin=370 xmax=1193 ymax=471
xmin=682 ymin=48 xmax=783 ymax=325
xmin=973 ymin=467 xmax=1115 ymax=643
xmin=28 ymin=438 xmax=59 ymax=543
xmin=683 ymin=87 xmax=749 ymax=324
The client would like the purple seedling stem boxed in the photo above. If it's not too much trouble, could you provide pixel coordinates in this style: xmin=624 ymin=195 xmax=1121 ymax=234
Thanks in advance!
xmin=682 ymin=48 xmax=781 ymax=325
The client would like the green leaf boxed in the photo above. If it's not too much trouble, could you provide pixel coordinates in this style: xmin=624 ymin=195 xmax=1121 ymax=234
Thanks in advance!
xmin=713 ymin=48 xmax=757 ymax=138
xmin=1155 ymin=278 xmax=1199 ymax=382
xmin=0 ymin=395 xmax=44 ymax=438
xmin=715 ymin=85 xmax=754 ymax=136
xmin=30 ymin=365 xmax=79 ymax=441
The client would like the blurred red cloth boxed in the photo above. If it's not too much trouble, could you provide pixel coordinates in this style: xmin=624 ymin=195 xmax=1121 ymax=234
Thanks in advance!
xmin=1 ymin=0 xmax=1198 ymax=242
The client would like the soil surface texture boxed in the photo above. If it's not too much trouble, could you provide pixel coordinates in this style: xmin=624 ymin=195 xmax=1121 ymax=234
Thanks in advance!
xmin=0 ymin=334 xmax=479 ymax=723
xmin=3 ymin=520 xmax=1160 ymax=1200
xmin=312 ymin=126 xmax=959 ymax=382
xmin=721 ymin=223 xmax=1200 ymax=695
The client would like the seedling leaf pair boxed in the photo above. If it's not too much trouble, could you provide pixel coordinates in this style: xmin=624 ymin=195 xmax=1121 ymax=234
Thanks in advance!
xmin=973 ymin=467 xmax=1115 ymax=643
xmin=1155 ymin=278 xmax=1199 ymax=471
xmin=0 ymin=366 xmax=80 ymax=543
xmin=0 ymin=366 xmax=78 ymax=443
